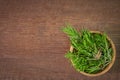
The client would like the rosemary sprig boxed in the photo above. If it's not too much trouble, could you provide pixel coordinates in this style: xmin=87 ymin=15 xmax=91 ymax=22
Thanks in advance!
xmin=63 ymin=25 xmax=113 ymax=74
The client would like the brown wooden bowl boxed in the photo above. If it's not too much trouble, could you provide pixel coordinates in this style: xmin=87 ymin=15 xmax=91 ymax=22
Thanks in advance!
xmin=70 ymin=31 xmax=116 ymax=77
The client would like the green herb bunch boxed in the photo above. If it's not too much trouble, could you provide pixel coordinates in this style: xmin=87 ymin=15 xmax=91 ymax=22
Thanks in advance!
xmin=63 ymin=25 xmax=113 ymax=74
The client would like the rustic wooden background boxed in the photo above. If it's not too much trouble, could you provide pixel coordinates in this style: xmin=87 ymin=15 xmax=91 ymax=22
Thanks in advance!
xmin=0 ymin=0 xmax=120 ymax=80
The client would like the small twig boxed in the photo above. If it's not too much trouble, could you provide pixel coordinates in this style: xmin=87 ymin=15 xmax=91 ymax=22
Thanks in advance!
xmin=95 ymin=49 xmax=102 ymax=60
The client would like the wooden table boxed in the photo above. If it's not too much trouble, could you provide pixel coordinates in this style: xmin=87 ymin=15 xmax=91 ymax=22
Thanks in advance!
xmin=0 ymin=0 xmax=120 ymax=80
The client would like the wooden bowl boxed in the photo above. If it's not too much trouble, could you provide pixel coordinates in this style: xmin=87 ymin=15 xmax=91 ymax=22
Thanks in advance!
xmin=70 ymin=31 xmax=116 ymax=77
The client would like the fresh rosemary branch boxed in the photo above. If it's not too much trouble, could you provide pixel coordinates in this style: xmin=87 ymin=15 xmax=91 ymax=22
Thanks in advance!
xmin=63 ymin=25 xmax=113 ymax=74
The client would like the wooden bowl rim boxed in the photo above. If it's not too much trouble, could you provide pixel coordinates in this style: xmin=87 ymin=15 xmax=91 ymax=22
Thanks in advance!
xmin=70 ymin=31 xmax=116 ymax=77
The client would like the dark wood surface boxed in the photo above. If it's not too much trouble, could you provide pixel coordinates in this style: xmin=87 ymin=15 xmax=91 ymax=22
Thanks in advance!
xmin=0 ymin=0 xmax=120 ymax=80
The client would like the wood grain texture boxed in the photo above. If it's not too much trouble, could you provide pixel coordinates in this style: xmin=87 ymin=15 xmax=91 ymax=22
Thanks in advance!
xmin=0 ymin=0 xmax=120 ymax=80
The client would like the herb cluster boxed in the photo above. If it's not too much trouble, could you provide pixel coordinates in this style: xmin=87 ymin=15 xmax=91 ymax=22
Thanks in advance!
xmin=63 ymin=25 xmax=113 ymax=74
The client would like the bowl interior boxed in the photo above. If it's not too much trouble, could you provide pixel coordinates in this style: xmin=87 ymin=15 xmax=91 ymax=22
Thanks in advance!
xmin=70 ymin=31 xmax=116 ymax=77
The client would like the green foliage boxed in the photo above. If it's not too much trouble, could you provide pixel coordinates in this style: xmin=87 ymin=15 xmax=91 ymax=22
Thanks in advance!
xmin=62 ymin=25 xmax=113 ymax=74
